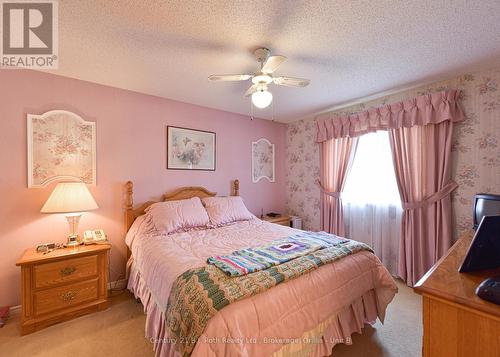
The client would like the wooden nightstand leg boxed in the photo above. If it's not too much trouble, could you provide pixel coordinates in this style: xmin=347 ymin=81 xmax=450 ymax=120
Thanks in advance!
xmin=20 ymin=265 xmax=34 ymax=334
xmin=98 ymin=251 xmax=109 ymax=300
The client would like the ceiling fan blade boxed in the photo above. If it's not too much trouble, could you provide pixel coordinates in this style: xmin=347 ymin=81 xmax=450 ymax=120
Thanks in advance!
xmin=208 ymin=74 xmax=252 ymax=81
xmin=273 ymin=76 xmax=310 ymax=87
xmin=261 ymin=55 xmax=287 ymax=74
xmin=244 ymin=84 xmax=258 ymax=97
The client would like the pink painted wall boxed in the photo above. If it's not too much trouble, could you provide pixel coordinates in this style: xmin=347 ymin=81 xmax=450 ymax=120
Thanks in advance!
xmin=0 ymin=70 xmax=286 ymax=306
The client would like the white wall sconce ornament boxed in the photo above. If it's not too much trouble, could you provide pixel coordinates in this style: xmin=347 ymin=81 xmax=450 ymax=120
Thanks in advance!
xmin=252 ymin=138 xmax=275 ymax=183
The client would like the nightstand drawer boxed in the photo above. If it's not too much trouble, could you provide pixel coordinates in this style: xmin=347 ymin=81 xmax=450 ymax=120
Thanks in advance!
xmin=34 ymin=255 xmax=98 ymax=289
xmin=34 ymin=278 xmax=99 ymax=316
xmin=273 ymin=219 xmax=291 ymax=226
xmin=262 ymin=215 xmax=291 ymax=227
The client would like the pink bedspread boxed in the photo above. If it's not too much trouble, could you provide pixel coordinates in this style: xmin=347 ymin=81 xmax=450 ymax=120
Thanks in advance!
xmin=127 ymin=217 xmax=397 ymax=357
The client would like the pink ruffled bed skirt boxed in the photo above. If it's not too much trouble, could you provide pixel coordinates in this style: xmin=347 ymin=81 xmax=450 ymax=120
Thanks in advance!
xmin=128 ymin=266 xmax=384 ymax=357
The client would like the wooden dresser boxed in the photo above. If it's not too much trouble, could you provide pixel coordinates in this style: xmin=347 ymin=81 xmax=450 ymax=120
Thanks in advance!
xmin=414 ymin=231 xmax=500 ymax=357
xmin=262 ymin=215 xmax=292 ymax=227
xmin=16 ymin=244 xmax=110 ymax=335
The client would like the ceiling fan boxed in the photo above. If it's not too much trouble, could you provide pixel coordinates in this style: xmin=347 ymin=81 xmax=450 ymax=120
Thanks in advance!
xmin=208 ymin=48 xmax=310 ymax=109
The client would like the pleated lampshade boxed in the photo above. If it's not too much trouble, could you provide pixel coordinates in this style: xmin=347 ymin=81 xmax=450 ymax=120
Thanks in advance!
xmin=41 ymin=182 xmax=98 ymax=214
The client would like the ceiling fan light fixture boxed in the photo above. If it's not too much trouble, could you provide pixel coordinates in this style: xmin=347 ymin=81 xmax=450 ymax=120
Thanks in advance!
xmin=208 ymin=48 xmax=310 ymax=112
xmin=251 ymin=89 xmax=273 ymax=109
xmin=252 ymin=74 xmax=272 ymax=85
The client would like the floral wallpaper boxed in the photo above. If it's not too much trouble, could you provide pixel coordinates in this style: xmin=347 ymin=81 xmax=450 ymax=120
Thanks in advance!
xmin=285 ymin=65 xmax=500 ymax=239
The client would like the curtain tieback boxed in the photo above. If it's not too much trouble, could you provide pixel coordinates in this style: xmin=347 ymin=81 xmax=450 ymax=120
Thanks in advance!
xmin=402 ymin=180 xmax=458 ymax=210
xmin=316 ymin=180 xmax=341 ymax=198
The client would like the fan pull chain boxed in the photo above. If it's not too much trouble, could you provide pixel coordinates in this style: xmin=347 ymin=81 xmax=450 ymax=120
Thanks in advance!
xmin=250 ymin=99 xmax=254 ymax=120
xmin=272 ymin=96 xmax=275 ymax=122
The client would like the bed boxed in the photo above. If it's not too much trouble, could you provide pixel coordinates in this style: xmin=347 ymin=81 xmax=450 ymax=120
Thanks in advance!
xmin=124 ymin=180 xmax=397 ymax=357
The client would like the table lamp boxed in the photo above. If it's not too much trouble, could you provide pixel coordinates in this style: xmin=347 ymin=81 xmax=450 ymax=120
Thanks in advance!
xmin=40 ymin=182 xmax=98 ymax=246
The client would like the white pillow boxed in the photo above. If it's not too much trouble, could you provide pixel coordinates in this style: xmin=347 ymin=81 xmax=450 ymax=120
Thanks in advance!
xmin=202 ymin=196 xmax=255 ymax=226
xmin=144 ymin=197 xmax=209 ymax=234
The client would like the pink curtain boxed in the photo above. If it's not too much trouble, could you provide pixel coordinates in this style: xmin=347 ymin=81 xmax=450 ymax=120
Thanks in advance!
xmin=316 ymin=90 xmax=463 ymax=142
xmin=389 ymin=122 xmax=457 ymax=286
xmin=318 ymin=137 xmax=358 ymax=236
xmin=315 ymin=90 xmax=464 ymax=286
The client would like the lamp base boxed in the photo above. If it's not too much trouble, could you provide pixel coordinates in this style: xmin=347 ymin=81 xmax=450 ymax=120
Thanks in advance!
xmin=65 ymin=214 xmax=82 ymax=247
xmin=66 ymin=235 xmax=80 ymax=247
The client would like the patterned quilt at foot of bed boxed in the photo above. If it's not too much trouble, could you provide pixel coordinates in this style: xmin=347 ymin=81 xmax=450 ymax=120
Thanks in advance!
xmin=165 ymin=236 xmax=373 ymax=356
xmin=207 ymin=231 xmax=348 ymax=276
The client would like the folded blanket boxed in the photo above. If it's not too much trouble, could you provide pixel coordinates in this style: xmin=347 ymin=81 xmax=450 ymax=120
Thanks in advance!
xmin=207 ymin=231 xmax=347 ymax=276
xmin=166 ymin=235 xmax=372 ymax=356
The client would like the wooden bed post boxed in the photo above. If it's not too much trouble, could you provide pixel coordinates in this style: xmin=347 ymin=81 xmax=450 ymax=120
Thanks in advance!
xmin=233 ymin=179 xmax=239 ymax=196
xmin=125 ymin=181 xmax=133 ymax=208
xmin=125 ymin=181 xmax=134 ymax=262
xmin=125 ymin=181 xmax=134 ymax=231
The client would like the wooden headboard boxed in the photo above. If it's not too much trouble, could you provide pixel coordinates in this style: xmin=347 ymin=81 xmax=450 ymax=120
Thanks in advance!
xmin=124 ymin=179 xmax=240 ymax=233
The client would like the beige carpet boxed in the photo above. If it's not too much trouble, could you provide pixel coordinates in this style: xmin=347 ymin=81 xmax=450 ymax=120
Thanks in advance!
xmin=0 ymin=280 xmax=421 ymax=357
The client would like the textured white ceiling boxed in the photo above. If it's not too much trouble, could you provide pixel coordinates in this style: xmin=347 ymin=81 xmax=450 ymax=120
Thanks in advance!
xmin=45 ymin=0 xmax=500 ymax=122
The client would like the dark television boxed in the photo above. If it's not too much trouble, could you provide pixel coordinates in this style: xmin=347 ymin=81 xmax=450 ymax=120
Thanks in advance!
xmin=473 ymin=193 xmax=500 ymax=229
xmin=459 ymin=215 xmax=500 ymax=273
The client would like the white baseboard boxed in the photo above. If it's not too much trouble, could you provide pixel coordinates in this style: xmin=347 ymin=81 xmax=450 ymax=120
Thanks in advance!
xmin=8 ymin=305 xmax=21 ymax=313
xmin=108 ymin=278 xmax=128 ymax=290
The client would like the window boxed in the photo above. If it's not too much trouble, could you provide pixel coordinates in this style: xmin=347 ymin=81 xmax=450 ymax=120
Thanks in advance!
xmin=343 ymin=131 xmax=401 ymax=207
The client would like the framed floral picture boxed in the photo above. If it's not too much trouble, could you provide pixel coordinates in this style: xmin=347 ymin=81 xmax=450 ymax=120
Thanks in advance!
xmin=252 ymin=138 xmax=275 ymax=183
xmin=167 ymin=126 xmax=216 ymax=171
xmin=27 ymin=110 xmax=96 ymax=188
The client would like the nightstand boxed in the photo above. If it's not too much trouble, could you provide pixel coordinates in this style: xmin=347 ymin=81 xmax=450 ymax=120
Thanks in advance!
xmin=262 ymin=214 xmax=292 ymax=227
xmin=16 ymin=243 xmax=111 ymax=335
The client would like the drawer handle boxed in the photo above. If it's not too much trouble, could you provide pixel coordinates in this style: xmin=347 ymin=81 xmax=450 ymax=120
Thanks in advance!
xmin=60 ymin=291 xmax=76 ymax=301
xmin=60 ymin=266 xmax=76 ymax=276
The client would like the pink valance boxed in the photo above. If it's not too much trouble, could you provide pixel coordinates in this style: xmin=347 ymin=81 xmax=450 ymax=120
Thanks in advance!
xmin=315 ymin=90 xmax=464 ymax=142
